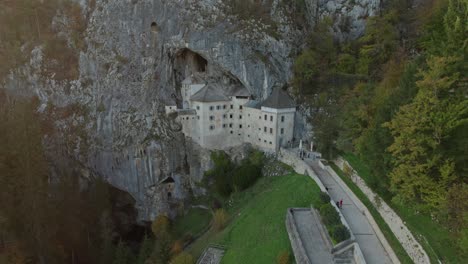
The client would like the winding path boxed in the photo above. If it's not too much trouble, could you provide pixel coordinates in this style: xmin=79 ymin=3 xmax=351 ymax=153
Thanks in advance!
xmin=308 ymin=161 xmax=394 ymax=264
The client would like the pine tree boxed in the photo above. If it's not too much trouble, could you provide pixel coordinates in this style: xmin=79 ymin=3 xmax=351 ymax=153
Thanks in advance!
xmin=385 ymin=56 xmax=467 ymax=210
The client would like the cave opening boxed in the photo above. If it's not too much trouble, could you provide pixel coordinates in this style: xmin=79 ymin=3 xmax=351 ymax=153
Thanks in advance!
xmin=172 ymin=48 xmax=209 ymax=107
xmin=151 ymin=22 xmax=158 ymax=32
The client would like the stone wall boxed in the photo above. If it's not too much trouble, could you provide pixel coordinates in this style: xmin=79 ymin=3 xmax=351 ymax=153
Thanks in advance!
xmin=335 ymin=158 xmax=431 ymax=264
xmin=322 ymin=160 xmax=401 ymax=264
xmin=285 ymin=208 xmax=312 ymax=264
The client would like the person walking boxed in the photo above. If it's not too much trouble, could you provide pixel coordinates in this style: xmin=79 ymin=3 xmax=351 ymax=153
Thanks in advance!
xmin=339 ymin=199 xmax=343 ymax=208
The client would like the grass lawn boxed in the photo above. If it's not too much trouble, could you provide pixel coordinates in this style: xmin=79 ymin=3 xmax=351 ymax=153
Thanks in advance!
xmin=173 ymin=207 xmax=212 ymax=239
xmin=342 ymin=153 xmax=463 ymax=263
xmin=187 ymin=173 xmax=321 ymax=263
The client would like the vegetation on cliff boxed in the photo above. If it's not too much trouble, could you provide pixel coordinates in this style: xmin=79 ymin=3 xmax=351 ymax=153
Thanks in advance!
xmin=293 ymin=0 xmax=467 ymax=260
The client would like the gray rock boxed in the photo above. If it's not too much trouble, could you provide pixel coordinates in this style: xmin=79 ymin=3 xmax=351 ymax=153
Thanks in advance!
xmin=1 ymin=0 xmax=382 ymax=221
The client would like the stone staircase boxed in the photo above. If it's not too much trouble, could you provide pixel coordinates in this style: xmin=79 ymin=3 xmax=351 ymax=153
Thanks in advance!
xmin=196 ymin=245 xmax=226 ymax=264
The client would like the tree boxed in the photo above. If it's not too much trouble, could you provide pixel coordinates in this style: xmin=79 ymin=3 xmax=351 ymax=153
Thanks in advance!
xmin=112 ymin=240 xmax=134 ymax=264
xmin=136 ymin=234 xmax=154 ymax=264
xmin=169 ymin=252 xmax=194 ymax=264
xmin=152 ymin=214 xmax=171 ymax=238
xmin=213 ymin=209 xmax=229 ymax=231
xmin=385 ymin=56 xmax=467 ymax=210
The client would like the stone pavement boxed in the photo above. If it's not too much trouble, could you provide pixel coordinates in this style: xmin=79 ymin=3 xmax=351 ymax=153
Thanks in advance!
xmin=309 ymin=161 xmax=393 ymax=264
xmin=292 ymin=209 xmax=335 ymax=263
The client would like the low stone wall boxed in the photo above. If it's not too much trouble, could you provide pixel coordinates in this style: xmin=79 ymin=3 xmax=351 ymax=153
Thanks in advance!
xmin=322 ymin=161 xmax=400 ymax=264
xmin=285 ymin=208 xmax=312 ymax=264
xmin=335 ymin=158 xmax=431 ymax=264
xmin=279 ymin=148 xmax=366 ymax=263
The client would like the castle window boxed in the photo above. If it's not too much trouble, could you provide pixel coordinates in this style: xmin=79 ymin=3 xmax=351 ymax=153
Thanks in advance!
xmin=264 ymin=127 xmax=267 ymax=132
xmin=230 ymin=131 xmax=233 ymax=134
xmin=270 ymin=128 xmax=273 ymax=134
xmin=239 ymin=115 xmax=242 ymax=119
xmin=217 ymin=105 xmax=221 ymax=110
xmin=209 ymin=125 xmax=215 ymax=130
xmin=258 ymin=128 xmax=261 ymax=131
xmin=230 ymin=114 xmax=233 ymax=119
xmin=169 ymin=106 xmax=172 ymax=109
xmin=248 ymin=135 xmax=250 ymax=137
xmin=230 ymin=105 xmax=233 ymax=109
xmin=209 ymin=116 xmax=215 ymax=121
xmin=210 ymin=106 xmax=214 ymax=111
xmin=264 ymin=140 xmax=266 ymax=143
xmin=197 ymin=116 xmax=200 ymax=119
xmin=259 ymin=116 xmax=261 ymax=119
xmin=223 ymin=105 xmax=226 ymax=109
xmin=269 ymin=141 xmax=272 ymax=145
xmin=248 ymin=114 xmax=250 ymax=117
xmin=229 ymin=123 xmax=233 ymax=128
xmin=281 ymin=116 xmax=285 ymax=122
xmin=239 ymin=124 xmax=242 ymax=129
xmin=239 ymin=105 xmax=243 ymax=110
xmin=223 ymin=114 xmax=227 ymax=119
xmin=264 ymin=114 xmax=267 ymax=120
xmin=281 ymin=128 xmax=284 ymax=134
xmin=196 ymin=106 xmax=200 ymax=110
xmin=258 ymin=138 xmax=261 ymax=141
xmin=238 ymin=133 xmax=241 ymax=136
xmin=248 ymin=125 xmax=250 ymax=128
xmin=270 ymin=116 xmax=273 ymax=122
xmin=223 ymin=124 xmax=227 ymax=128
xmin=167 ymin=192 xmax=172 ymax=198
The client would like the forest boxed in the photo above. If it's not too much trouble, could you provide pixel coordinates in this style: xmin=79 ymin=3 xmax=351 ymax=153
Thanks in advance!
xmin=293 ymin=0 xmax=467 ymax=258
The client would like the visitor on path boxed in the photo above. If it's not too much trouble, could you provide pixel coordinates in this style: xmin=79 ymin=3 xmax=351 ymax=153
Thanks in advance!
xmin=336 ymin=201 xmax=340 ymax=208
xmin=340 ymin=199 xmax=343 ymax=208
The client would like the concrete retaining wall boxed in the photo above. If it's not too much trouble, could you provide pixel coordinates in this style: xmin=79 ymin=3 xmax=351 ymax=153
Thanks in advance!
xmin=335 ymin=158 xmax=431 ymax=264
xmin=279 ymin=148 xmax=366 ymax=263
xmin=322 ymin=161 xmax=400 ymax=264
xmin=285 ymin=208 xmax=312 ymax=264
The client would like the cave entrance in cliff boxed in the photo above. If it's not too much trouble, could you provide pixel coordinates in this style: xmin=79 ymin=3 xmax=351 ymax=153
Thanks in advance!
xmin=151 ymin=22 xmax=158 ymax=32
xmin=174 ymin=48 xmax=208 ymax=74
xmin=173 ymin=48 xmax=209 ymax=107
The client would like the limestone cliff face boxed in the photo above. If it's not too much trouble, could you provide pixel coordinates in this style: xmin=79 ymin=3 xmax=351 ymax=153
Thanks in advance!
xmin=2 ymin=0 xmax=381 ymax=221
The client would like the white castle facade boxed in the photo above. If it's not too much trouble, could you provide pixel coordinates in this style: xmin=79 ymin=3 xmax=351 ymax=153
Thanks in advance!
xmin=165 ymin=75 xmax=296 ymax=152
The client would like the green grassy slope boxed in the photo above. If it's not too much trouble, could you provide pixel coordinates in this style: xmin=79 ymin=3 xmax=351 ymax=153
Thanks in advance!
xmin=188 ymin=173 xmax=321 ymax=263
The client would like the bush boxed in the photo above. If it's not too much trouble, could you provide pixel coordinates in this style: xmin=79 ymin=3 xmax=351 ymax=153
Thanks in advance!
xmin=319 ymin=204 xmax=340 ymax=226
xmin=170 ymin=240 xmax=184 ymax=256
xmin=277 ymin=250 xmax=290 ymax=264
xmin=213 ymin=209 xmax=229 ymax=231
xmin=232 ymin=162 xmax=262 ymax=191
xmin=331 ymin=225 xmax=351 ymax=242
xmin=152 ymin=214 xmax=171 ymax=238
xmin=170 ymin=252 xmax=194 ymax=264
xmin=319 ymin=192 xmax=331 ymax=205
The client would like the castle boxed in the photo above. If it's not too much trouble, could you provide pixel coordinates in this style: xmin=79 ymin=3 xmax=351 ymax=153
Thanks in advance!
xmin=165 ymin=74 xmax=296 ymax=152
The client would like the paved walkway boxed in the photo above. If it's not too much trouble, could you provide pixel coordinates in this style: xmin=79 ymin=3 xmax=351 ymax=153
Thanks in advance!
xmin=292 ymin=209 xmax=334 ymax=263
xmin=308 ymin=161 xmax=393 ymax=264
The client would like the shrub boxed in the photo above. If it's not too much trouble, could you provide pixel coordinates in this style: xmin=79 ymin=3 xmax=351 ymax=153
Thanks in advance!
xmin=211 ymin=198 xmax=222 ymax=210
xmin=319 ymin=192 xmax=331 ymax=205
xmin=319 ymin=204 xmax=340 ymax=226
xmin=152 ymin=214 xmax=171 ymax=237
xmin=213 ymin=209 xmax=229 ymax=231
xmin=170 ymin=240 xmax=184 ymax=256
xmin=331 ymin=225 xmax=351 ymax=242
xmin=249 ymin=149 xmax=265 ymax=167
xmin=204 ymin=151 xmax=235 ymax=197
xmin=277 ymin=250 xmax=290 ymax=264
xmin=170 ymin=252 xmax=194 ymax=264
xmin=232 ymin=162 xmax=262 ymax=191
